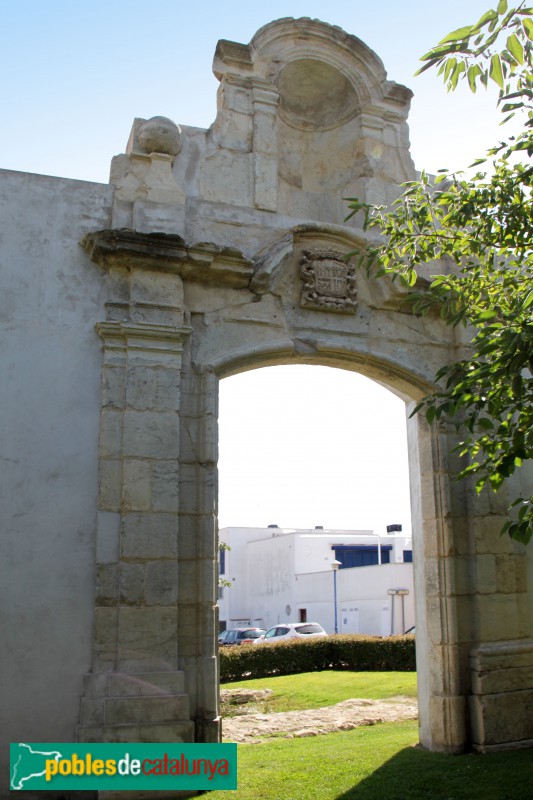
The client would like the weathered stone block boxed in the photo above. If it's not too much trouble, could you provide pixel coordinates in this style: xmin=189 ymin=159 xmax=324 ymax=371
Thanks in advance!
xmin=120 ymin=562 xmax=145 ymax=604
xmin=122 ymin=458 xmax=151 ymax=511
xmin=109 ymin=671 xmax=185 ymax=697
xmin=101 ymin=721 xmax=194 ymax=743
xmin=496 ymin=554 xmax=525 ymax=594
xmin=178 ymin=514 xmax=216 ymax=560
xmin=93 ymin=608 xmax=118 ymax=671
xmin=94 ymin=608 xmax=118 ymax=648
xmin=121 ymin=513 xmax=178 ymax=558
xmin=427 ymin=694 xmax=467 ymax=754
xmin=474 ymin=515 xmax=517 ymax=554
xmin=446 ymin=555 xmax=474 ymax=596
xmin=254 ymin=153 xmax=278 ymax=211
xmin=151 ymin=462 xmax=180 ymax=513
xmin=476 ymin=593 xmax=529 ymax=642
xmin=80 ymin=698 xmax=105 ymax=726
xmin=99 ymin=459 xmax=122 ymax=512
xmin=178 ymin=560 xmax=198 ymax=601
xmin=117 ymin=606 xmax=178 ymax=672
xmin=145 ymin=560 xmax=179 ymax=605
xmin=96 ymin=563 xmax=119 ymax=605
xmin=126 ymin=366 xmax=181 ymax=412
xmin=83 ymin=673 xmax=110 ymax=699
xmin=77 ymin=725 xmax=103 ymax=743
xmin=130 ymin=270 xmax=184 ymax=307
xmin=476 ymin=554 xmax=497 ymax=594
xmin=105 ymin=695 xmax=190 ymax=724
xmin=96 ymin=511 xmax=121 ymax=563
xmin=123 ymin=411 xmax=180 ymax=458
xmin=178 ymin=473 xmax=216 ymax=515
xmin=102 ymin=366 xmax=126 ymax=409
xmin=470 ymin=689 xmax=533 ymax=747
xmin=99 ymin=410 xmax=124 ymax=458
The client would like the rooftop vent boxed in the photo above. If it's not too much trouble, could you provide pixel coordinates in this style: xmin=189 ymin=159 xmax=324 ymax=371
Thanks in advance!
xmin=315 ymin=526 xmax=324 ymax=529
xmin=268 ymin=524 xmax=279 ymax=528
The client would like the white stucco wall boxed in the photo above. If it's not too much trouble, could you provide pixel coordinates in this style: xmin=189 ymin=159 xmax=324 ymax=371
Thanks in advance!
xmin=0 ymin=169 xmax=112 ymax=785
xmin=297 ymin=562 xmax=415 ymax=634
xmin=218 ymin=527 xmax=413 ymax=633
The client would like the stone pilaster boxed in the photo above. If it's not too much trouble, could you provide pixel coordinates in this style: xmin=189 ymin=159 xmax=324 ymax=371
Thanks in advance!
xmin=78 ymin=259 xmax=194 ymax=744
xmin=252 ymin=80 xmax=280 ymax=212
xmin=408 ymin=413 xmax=472 ymax=753
xmin=177 ymin=365 xmax=221 ymax=743
xmin=78 ymin=230 xmax=252 ymax=745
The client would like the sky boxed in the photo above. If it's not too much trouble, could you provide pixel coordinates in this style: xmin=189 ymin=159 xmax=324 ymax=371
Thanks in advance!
xmin=1 ymin=0 xmax=506 ymax=535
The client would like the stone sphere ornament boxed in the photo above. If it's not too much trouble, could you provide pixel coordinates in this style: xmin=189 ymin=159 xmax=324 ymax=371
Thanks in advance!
xmin=138 ymin=116 xmax=182 ymax=156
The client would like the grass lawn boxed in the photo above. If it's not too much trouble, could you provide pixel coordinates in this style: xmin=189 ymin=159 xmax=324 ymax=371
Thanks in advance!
xmin=220 ymin=670 xmax=417 ymax=714
xmin=210 ymin=721 xmax=533 ymax=800
xmin=212 ymin=672 xmax=533 ymax=799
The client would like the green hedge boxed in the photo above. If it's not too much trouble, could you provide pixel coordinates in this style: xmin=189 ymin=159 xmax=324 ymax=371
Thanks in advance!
xmin=219 ymin=634 xmax=416 ymax=683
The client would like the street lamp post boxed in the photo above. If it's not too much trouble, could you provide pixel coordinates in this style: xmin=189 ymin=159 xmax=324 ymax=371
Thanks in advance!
xmin=387 ymin=588 xmax=410 ymax=635
xmin=330 ymin=559 xmax=342 ymax=634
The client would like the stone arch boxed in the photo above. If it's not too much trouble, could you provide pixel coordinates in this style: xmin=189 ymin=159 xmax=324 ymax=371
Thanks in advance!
xmin=75 ymin=17 xmax=533 ymax=761
xmin=80 ymin=209 xmax=532 ymax=755
xmin=207 ymin=330 xmax=465 ymax=754
xmin=169 ymin=223 xmax=477 ymax=754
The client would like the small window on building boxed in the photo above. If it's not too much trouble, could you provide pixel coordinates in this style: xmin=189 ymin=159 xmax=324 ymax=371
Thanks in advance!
xmin=403 ymin=550 xmax=413 ymax=563
xmin=299 ymin=608 xmax=307 ymax=623
xmin=219 ymin=547 xmax=226 ymax=575
xmin=333 ymin=545 xmax=392 ymax=568
xmin=218 ymin=586 xmax=224 ymax=600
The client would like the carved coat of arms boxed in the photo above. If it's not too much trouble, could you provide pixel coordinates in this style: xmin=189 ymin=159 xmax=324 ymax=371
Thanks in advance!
xmin=300 ymin=250 xmax=357 ymax=313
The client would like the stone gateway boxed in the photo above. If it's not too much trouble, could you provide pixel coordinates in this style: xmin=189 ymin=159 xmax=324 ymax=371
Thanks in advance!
xmin=2 ymin=16 xmax=533 ymax=800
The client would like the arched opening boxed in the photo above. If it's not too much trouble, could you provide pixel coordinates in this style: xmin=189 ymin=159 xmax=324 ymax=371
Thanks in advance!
xmin=219 ymin=364 xmax=410 ymax=532
xmin=217 ymin=363 xmax=416 ymax=637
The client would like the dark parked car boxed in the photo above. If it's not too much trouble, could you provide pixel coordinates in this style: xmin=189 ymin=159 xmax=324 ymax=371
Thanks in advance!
xmin=218 ymin=627 xmax=266 ymax=646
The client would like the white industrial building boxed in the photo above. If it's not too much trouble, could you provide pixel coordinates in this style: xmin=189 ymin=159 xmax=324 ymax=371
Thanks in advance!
xmin=218 ymin=525 xmax=415 ymax=636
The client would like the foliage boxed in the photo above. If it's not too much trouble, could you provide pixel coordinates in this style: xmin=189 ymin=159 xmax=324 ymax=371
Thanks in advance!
xmin=208 ymin=720 xmax=533 ymax=800
xmin=218 ymin=540 xmax=232 ymax=589
xmin=219 ymin=635 xmax=416 ymax=683
xmin=347 ymin=1 xmax=533 ymax=544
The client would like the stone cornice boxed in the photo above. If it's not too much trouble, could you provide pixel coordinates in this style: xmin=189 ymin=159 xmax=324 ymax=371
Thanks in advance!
xmin=96 ymin=321 xmax=192 ymax=352
xmin=81 ymin=229 xmax=253 ymax=289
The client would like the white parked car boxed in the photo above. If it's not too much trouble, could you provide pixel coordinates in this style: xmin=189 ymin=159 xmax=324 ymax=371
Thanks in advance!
xmin=255 ymin=622 xmax=327 ymax=644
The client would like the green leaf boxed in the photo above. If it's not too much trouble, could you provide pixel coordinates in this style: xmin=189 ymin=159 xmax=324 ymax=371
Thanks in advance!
xmin=415 ymin=58 xmax=442 ymax=77
xmin=523 ymin=18 xmax=533 ymax=40
xmin=444 ymin=57 xmax=457 ymax=83
xmin=450 ymin=61 xmax=467 ymax=90
xmin=497 ymin=0 xmax=508 ymax=13
xmin=467 ymin=64 xmax=483 ymax=92
xmin=506 ymin=33 xmax=525 ymax=64
xmin=522 ymin=288 xmax=533 ymax=309
xmin=471 ymin=9 xmax=499 ymax=33
xmin=490 ymin=472 xmax=505 ymax=490
xmin=477 ymin=309 xmax=498 ymax=320
xmin=489 ymin=53 xmax=505 ymax=88
xmin=476 ymin=476 xmax=487 ymax=493
xmin=439 ymin=24 xmax=474 ymax=44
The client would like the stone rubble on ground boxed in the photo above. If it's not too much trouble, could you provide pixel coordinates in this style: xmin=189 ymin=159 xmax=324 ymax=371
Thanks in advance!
xmin=221 ymin=694 xmax=418 ymax=743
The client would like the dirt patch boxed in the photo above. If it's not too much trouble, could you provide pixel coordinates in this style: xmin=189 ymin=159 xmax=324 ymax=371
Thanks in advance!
xmin=221 ymin=692 xmax=418 ymax=743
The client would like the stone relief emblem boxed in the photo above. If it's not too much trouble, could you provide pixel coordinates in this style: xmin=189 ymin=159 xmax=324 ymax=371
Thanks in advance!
xmin=300 ymin=250 xmax=357 ymax=313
